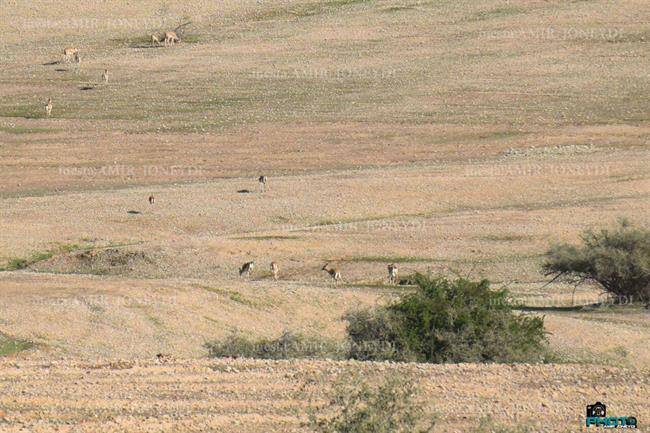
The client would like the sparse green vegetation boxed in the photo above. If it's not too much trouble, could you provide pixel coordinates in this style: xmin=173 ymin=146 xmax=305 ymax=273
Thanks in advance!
xmin=308 ymin=373 xmax=435 ymax=433
xmin=481 ymin=234 xmax=531 ymax=242
xmin=198 ymin=285 xmax=258 ymax=307
xmin=345 ymin=256 xmax=434 ymax=263
xmin=146 ymin=314 xmax=164 ymax=328
xmin=228 ymin=292 xmax=256 ymax=307
xmin=0 ymin=126 xmax=55 ymax=134
xmin=0 ymin=243 xmax=138 ymax=275
xmin=344 ymin=282 xmax=411 ymax=290
xmin=252 ymin=0 xmax=369 ymax=21
xmin=543 ymin=220 xmax=650 ymax=306
xmin=0 ymin=106 xmax=43 ymax=119
xmin=467 ymin=6 xmax=527 ymax=22
xmin=0 ymin=243 xmax=88 ymax=271
xmin=235 ymin=235 xmax=300 ymax=241
xmin=472 ymin=418 xmax=536 ymax=433
xmin=0 ymin=334 xmax=33 ymax=356
xmin=206 ymin=330 xmax=345 ymax=360
xmin=0 ymin=250 xmax=55 ymax=271
xmin=380 ymin=5 xmax=416 ymax=13
xmin=1 ymin=258 xmax=29 ymax=271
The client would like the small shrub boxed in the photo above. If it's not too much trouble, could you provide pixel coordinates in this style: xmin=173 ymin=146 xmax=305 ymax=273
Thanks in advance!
xmin=205 ymin=333 xmax=261 ymax=359
xmin=308 ymin=373 xmax=435 ymax=433
xmin=345 ymin=309 xmax=413 ymax=361
xmin=345 ymin=274 xmax=548 ymax=363
xmin=0 ymin=333 xmax=33 ymax=356
xmin=0 ymin=250 xmax=55 ymax=271
xmin=3 ymin=258 xmax=29 ymax=271
xmin=206 ymin=330 xmax=346 ymax=360
xmin=543 ymin=220 xmax=650 ymax=306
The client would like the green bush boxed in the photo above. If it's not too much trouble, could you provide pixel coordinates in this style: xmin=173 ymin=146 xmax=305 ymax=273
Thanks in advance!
xmin=344 ymin=308 xmax=413 ymax=361
xmin=345 ymin=274 xmax=548 ymax=363
xmin=308 ymin=373 xmax=435 ymax=433
xmin=543 ymin=220 xmax=650 ymax=306
xmin=0 ymin=333 xmax=33 ymax=356
xmin=205 ymin=330 xmax=346 ymax=360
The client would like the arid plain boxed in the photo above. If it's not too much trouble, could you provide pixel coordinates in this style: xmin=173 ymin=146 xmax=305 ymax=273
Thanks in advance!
xmin=0 ymin=0 xmax=648 ymax=431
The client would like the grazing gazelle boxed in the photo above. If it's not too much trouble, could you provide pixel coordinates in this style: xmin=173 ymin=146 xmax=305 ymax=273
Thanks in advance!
xmin=164 ymin=31 xmax=179 ymax=46
xmin=239 ymin=261 xmax=254 ymax=278
xmin=62 ymin=47 xmax=78 ymax=63
xmin=45 ymin=98 xmax=53 ymax=117
xmin=151 ymin=34 xmax=162 ymax=46
xmin=258 ymin=175 xmax=267 ymax=192
xmin=102 ymin=69 xmax=109 ymax=83
xmin=270 ymin=261 xmax=279 ymax=280
xmin=322 ymin=263 xmax=341 ymax=283
xmin=148 ymin=195 xmax=155 ymax=205
xmin=387 ymin=263 xmax=398 ymax=284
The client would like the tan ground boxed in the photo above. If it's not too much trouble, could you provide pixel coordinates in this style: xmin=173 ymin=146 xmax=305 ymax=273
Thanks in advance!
xmin=0 ymin=0 xmax=648 ymax=431
xmin=0 ymin=359 xmax=647 ymax=433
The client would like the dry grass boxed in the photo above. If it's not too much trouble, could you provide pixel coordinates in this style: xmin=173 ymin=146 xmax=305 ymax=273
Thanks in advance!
xmin=0 ymin=0 xmax=648 ymax=431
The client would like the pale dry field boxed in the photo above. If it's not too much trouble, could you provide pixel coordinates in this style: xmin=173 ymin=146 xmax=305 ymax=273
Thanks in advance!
xmin=0 ymin=0 xmax=649 ymax=431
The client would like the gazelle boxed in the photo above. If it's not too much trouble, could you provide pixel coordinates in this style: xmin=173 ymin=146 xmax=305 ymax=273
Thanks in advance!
xmin=239 ymin=261 xmax=254 ymax=278
xmin=270 ymin=261 xmax=279 ymax=280
xmin=62 ymin=47 xmax=78 ymax=63
xmin=45 ymin=98 xmax=53 ymax=117
xmin=151 ymin=34 xmax=162 ymax=46
xmin=387 ymin=263 xmax=398 ymax=284
xmin=322 ymin=263 xmax=341 ymax=283
xmin=258 ymin=175 xmax=267 ymax=192
xmin=102 ymin=69 xmax=109 ymax=83
xmin=148 ymin=195 xmax=155 ymax=205
xmin=164 ymin=31 xmax=179 ymax=46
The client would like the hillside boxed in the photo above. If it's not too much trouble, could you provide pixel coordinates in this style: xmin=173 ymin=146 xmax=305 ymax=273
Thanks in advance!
xmin=0 ymin=0 xmax=648 ymax=431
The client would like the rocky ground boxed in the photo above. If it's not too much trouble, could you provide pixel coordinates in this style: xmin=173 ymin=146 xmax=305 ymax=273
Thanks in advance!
xmin=0 ymin=358 xmax=647 ymax=433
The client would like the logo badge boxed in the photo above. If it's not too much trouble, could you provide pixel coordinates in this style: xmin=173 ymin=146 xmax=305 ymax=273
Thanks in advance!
xmin=586 ymin=402 xmax=637 ymax=429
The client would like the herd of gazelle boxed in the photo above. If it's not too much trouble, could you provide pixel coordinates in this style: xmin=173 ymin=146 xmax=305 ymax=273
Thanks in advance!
xmin=148 ymin=176 xmax=398 ymax=285
xmin=238 ymin=260 xmax=397 ymax=285
xmin=53 ymin=39 xmax=398 ymax=287
xmin=46 ymin=31 xmax=180 ymax=117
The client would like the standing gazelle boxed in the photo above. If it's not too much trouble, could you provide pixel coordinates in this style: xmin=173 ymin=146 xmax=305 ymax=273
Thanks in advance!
xmin=62 ymin=47 xmax=78 ymax=63
xmin=102 ymin=69 xmax=109 ymax=83
xmin=258 ymin=175 xmax=267 ymax=192
xmin=148 ymin=195 xmax=155 ymax=205
xmin=322 ymin=263 xmax=341 ymax=283
xmin=164 ymin=31 xmax=179 ymax=46
xmin=45 ymin=98 xmax=53 ymax=117
xmin=387 ymin=263 xmax=398 ymax=284
xmin=270 ymin=261 xmax=279 ymax=280
xmin=239 ymin=261 xmax=254 ymax=278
